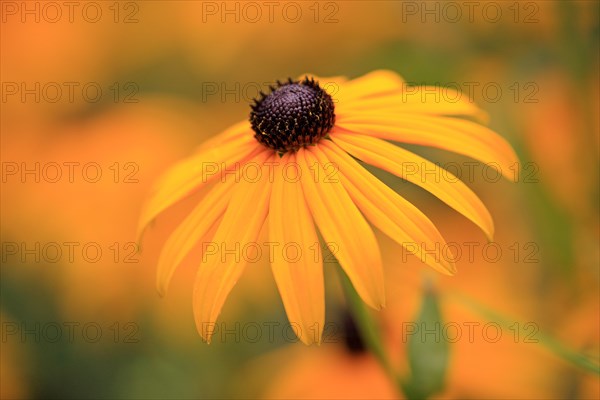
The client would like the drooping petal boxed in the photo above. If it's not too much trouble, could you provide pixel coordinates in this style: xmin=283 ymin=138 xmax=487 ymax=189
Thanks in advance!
xmin=337 ymin=86 xmax=487 ymax=122
xmin=268 ymin=153 xmax=324 ymax=345
xmin=138 ymin=132 xmax=263 ymax=239
xmin=320 ymin=140 xmax=456 ymax=275
xmin=332 ymin=133 xmax=495 ymax=240
xmin=156 ymin=178 xmax=236 ymax=297
xmin=193 ymin=152 xmax=275 ymax=343
xmin=298 ymin=147 xmax=385 ymax=310
xmin=335 ymin=114 xmax=518 ymax=179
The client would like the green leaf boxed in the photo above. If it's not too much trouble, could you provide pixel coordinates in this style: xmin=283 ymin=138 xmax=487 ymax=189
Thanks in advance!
xmin=403 ymin=284 xmax=449 ymax=400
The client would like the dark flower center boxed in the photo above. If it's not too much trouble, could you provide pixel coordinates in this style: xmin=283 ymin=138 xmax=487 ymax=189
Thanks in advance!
xmin=250 ymin=77 xmax=335 ymax=154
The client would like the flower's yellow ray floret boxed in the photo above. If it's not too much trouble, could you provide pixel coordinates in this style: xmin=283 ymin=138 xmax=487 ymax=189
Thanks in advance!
xmin=137 ymin=126 xmax=260 ymax=239
xmin=193 ymin=153 xmax=275 ymax=343
xmin=321 ymin=140 xmax=456 ymax=275
xmin=268 ymin=153 xmax=325 ymax=345
xmin=332 ymin=133 xmax=495 ymax=240
xmin=335 ymin=115 xmax=518 ymax=178
xmin=299 ymin=147 xmax=386 ymax=310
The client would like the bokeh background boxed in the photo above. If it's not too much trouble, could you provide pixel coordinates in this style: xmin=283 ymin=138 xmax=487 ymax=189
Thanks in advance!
xmin=1 ymin=1 xmax=598 ymax=399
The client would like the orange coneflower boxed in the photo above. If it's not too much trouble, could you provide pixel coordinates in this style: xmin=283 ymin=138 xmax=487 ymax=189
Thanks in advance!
xmin=138 ymin=70 xmax=518 ymax=344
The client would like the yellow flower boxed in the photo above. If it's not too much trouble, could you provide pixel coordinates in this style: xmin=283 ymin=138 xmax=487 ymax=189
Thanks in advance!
xmin=138 ymin=70 xmax=518 ymax=345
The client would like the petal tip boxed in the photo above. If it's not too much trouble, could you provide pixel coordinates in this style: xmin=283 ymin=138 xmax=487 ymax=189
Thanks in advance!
xmin=195 ymin=321 xmax=216 ymax=344
xmin=298 ymin=336 xmax=319 ymax=346
xmin=444 ymin=265 xmax=458 ymax=276
xmin=368 ymin=296 xmax=386 ymax=311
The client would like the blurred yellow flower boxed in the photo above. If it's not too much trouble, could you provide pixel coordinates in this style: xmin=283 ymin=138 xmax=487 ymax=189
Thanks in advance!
xmin=139 ymin=70 xmax=518 ymax=345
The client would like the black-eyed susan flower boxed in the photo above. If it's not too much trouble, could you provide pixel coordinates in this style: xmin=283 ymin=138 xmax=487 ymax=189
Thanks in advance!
xmin=138 ymin=70 xmax=518 ymax=345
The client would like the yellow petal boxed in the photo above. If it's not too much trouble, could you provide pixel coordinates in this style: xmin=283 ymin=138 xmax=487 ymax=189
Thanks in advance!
xmin=335 ymin=114 xmax=518 ymax=179
xmin=193 ymin=153 xmax=275 ymax=343
xmin=321 ymin=140 xmax=456 ymax=275
xmin=156 ymin=178 xmax=236 ymax=297
xmin=137 ymin=134 xmax=263 ymax=239
xmin=298 ymin=147 xmax=385 ymax=309
xmin=333 ymin=134 xmax=495 ymax=240
xmin=268 ymin=153 xmax=324 ymax=345
xmin=336 ymin=70 xmax=405 ymax=103
xmin=337 ymin=86 xmax=488 ymax=122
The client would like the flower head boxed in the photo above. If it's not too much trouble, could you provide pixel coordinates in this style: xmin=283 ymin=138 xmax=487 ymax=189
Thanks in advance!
xmin=138 ymin=70 xmax=518 ymax=345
